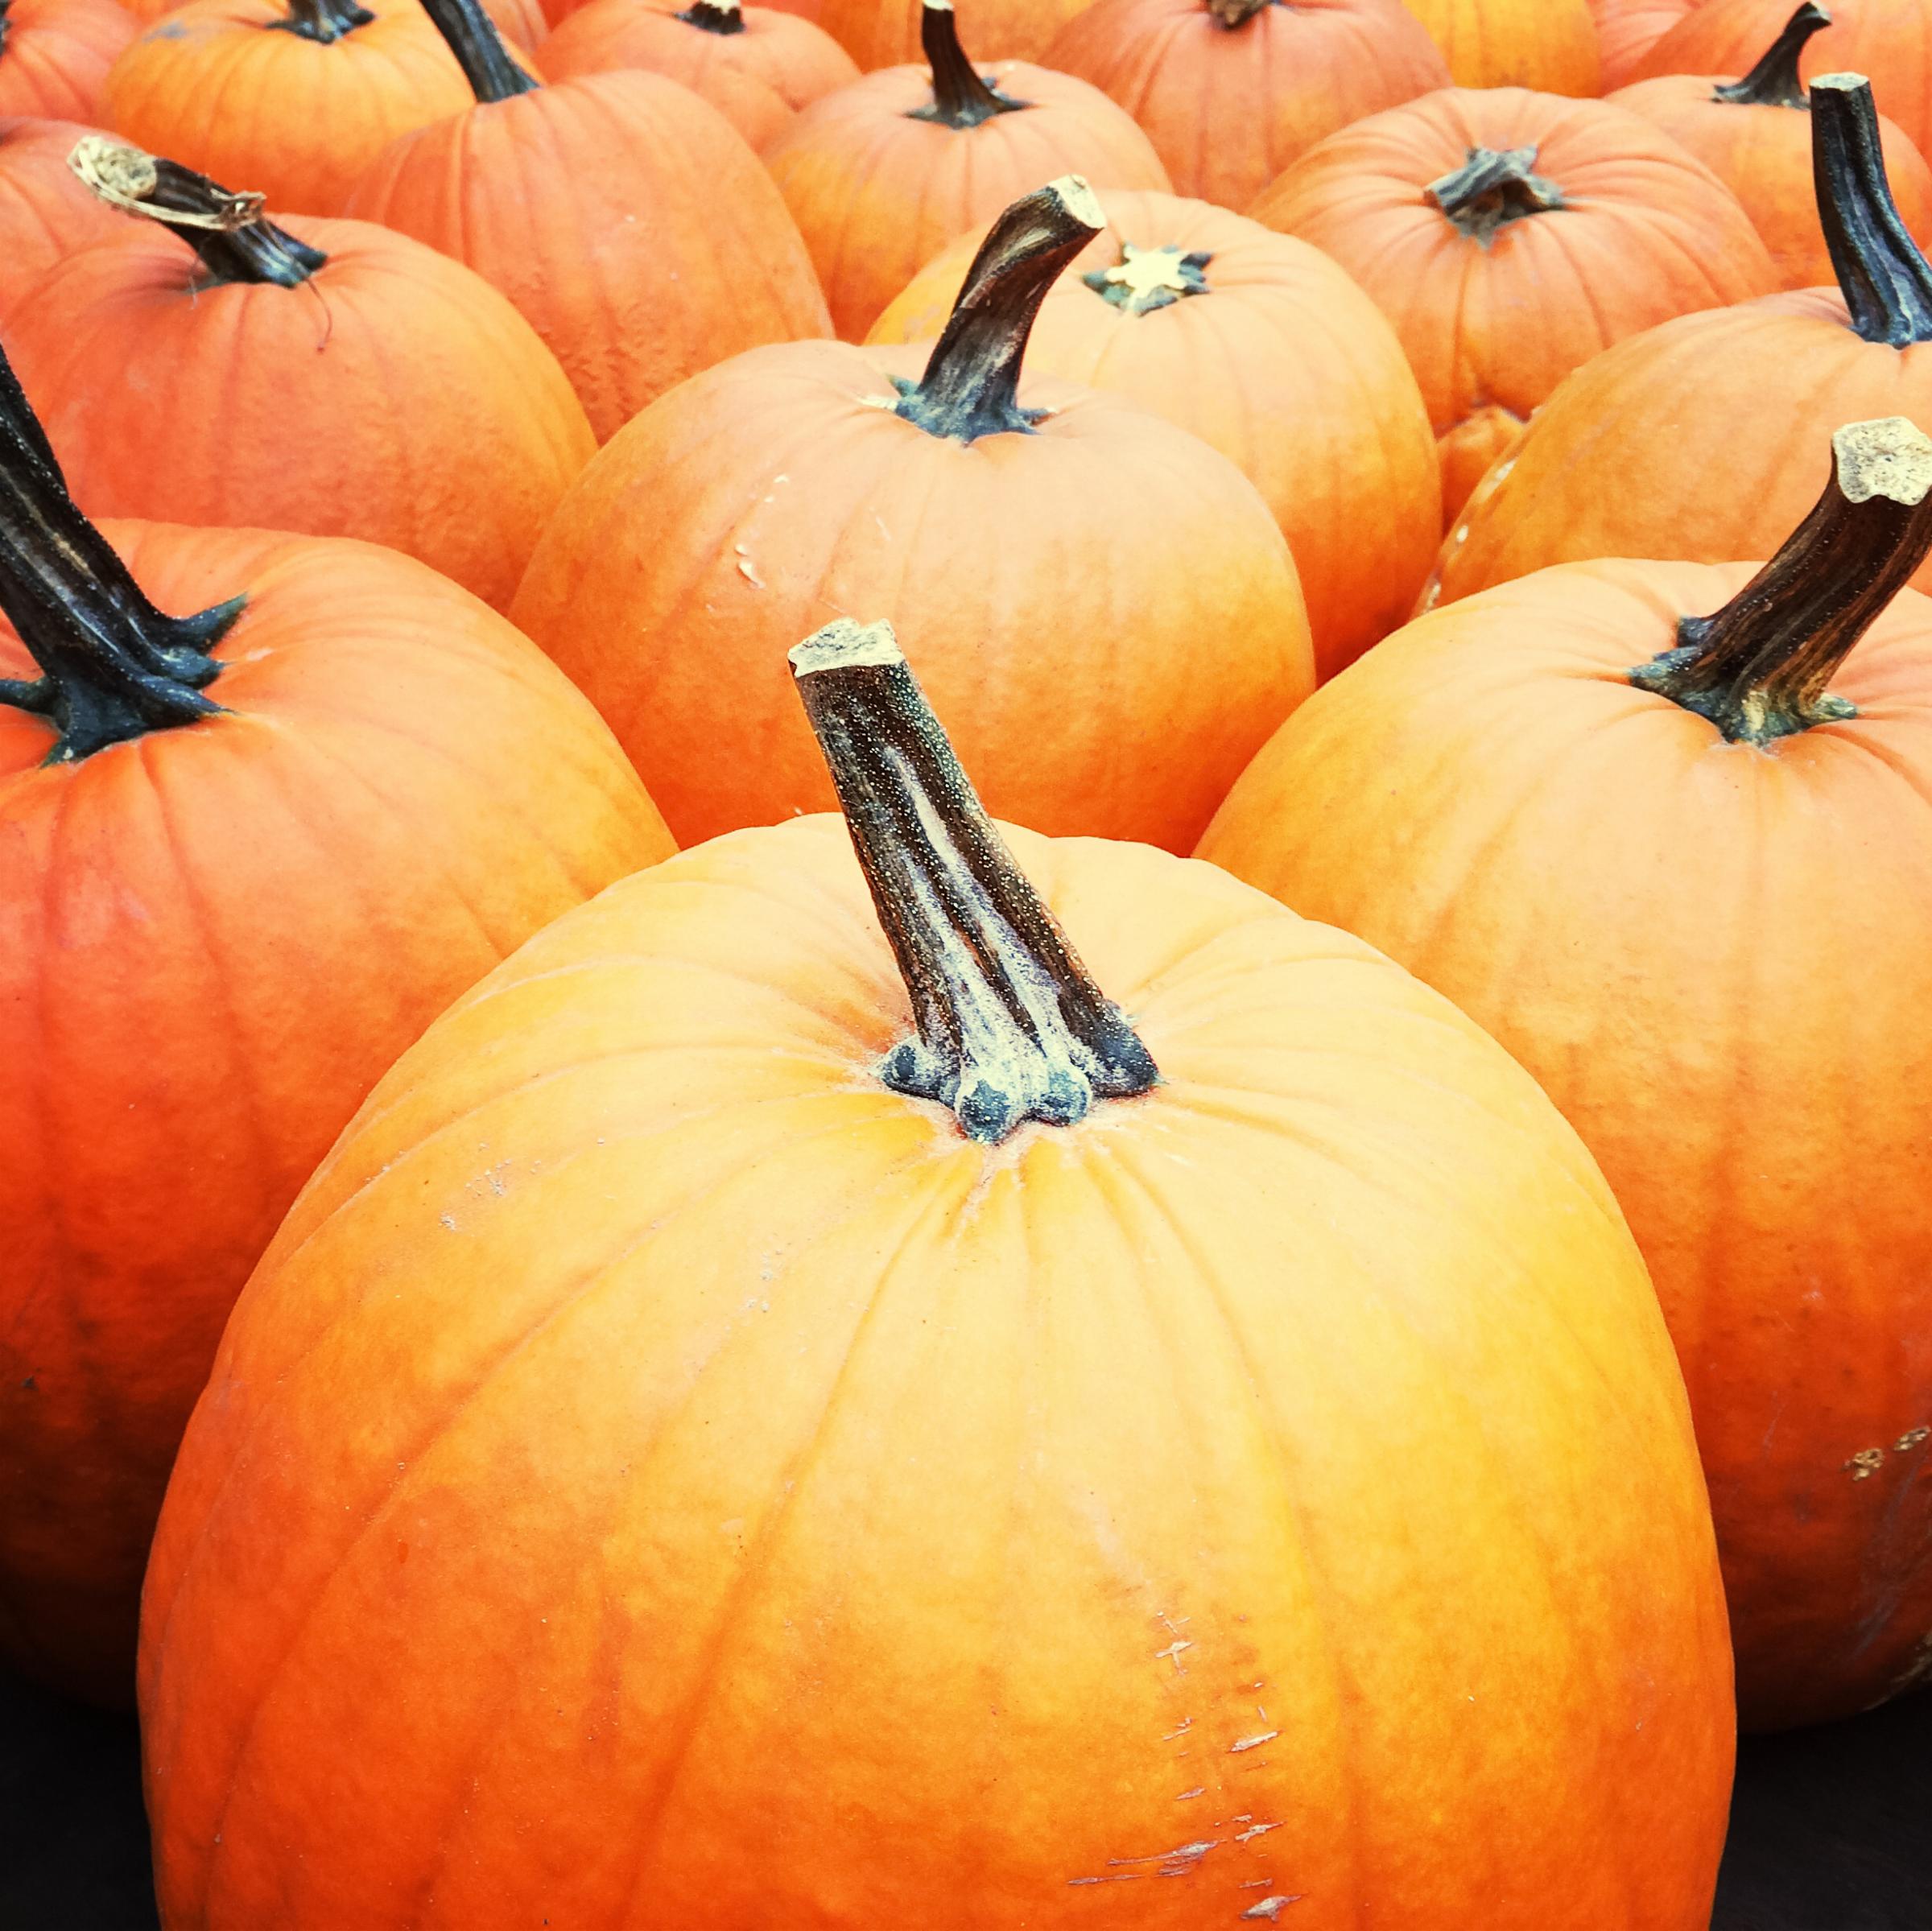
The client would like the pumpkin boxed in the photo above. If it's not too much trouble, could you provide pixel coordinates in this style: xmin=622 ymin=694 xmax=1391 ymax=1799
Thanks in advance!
xmin=345 ymin=0 xmax=830 ymax=442
xmin=140 ymin=610 xmax=1732 ymax=1929
xmin=762 ymin=0 xmax=1168 ymax=340
xmin=1633 ymin=0 xmax=1932 ymax=158
xmin=1203 ymin=414 xmax=1932 ymax=1731
xmin=1038 ymin=0 xmax=1450 ymax=214
xmin=1249 ymin=88 xmax=1778 ymax=526
xmin=1401 ymin=0 xmax=1601 ymax=93
xmin=869 ymin=188 xmax=1440 ymax=680
xmin=1427 ymin=77 xmax=1932 ymax=609
xmin=116 ymin=0 xmax=547 ymax=38
xmin=512 ymin=179 xmax=1312 ymax=848
xmin=1612 ymin=3 xmax=1932 ymax=292
xmin=817 ymin=0 xmax=1084 ymax=68
xmin=0 ymin=0 xmax=136 ymax=120
xmin=101 ymin=0 xmax=486 ymax=217
xmin=0 ymin=342 xmax=671 ymax=1705
xmin=7 ymin=142 xmax=593 ymax=609
xmin=0 ymin=115 xmax=130 ymax=322
xmin=538 ymin=0 xmax=859 ymax=151
xmin=1593 ymin=0 xmax=1695 ymax=89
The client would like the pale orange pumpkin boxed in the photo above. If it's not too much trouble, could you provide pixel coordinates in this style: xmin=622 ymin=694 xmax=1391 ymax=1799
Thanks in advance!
xmin=0 ymin=0 xmax=136 ymax=121
xmin=1593 ymin=0 xmax=1695 ymax=89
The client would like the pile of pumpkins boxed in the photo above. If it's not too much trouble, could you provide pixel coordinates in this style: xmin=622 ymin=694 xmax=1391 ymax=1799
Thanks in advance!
xmin=2 ymin=0 xmax=1929 ymax=1921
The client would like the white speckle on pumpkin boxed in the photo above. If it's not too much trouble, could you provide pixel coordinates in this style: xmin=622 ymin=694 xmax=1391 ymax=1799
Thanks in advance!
xmin=1230 ymin=1731 xmax=1278 ymax=1754
xmin=1896 ymin=1426 xmax=1930 ymax=1451
xmin=1846 ymin=1447 xmax=1886 ymax=1480
xmin=1241 ymin=1896 xmax=1302 ymax=1921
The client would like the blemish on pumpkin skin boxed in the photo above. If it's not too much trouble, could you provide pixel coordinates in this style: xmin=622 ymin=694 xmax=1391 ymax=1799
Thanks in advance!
xmin=1229 ymin=1730 xmax=1278 ymax=1753
xmin=1896 ymin=1426 xmax=1930 ymax=1452
xmin=1241 ymin=1897 xmax=1303 ymax=1921
xmin=1846 ymin=1447 xmax=1886 ymax=1480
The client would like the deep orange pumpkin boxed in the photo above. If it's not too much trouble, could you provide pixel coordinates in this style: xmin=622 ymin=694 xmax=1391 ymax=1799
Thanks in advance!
xmin=1612 ymin=4 xmax=1932 ymax=292
xmin=7 ymin=143 xmax=594 ymax=609
xmin=0 ymin=0 xmax=136 ymax=120
xmin=1203 ymin=415 xmax=1932 ymax=1731
xmin=1402 ymin=0 xmax=1600 ymax=91
xmin=762 ymin=0 xmax=1168 ymax=340
xmin=1250 ymin=88 xmax=1778 ymax=524
xmin=513 ymin=180 xmax=1313 ymax=849
xmin=869 ymin=188 xmax=1441 ymax=679
xmin=1593 ymin=0 xmax=1695 ymax=89
xmin=817 ymin=0 xmax=1084 ymax=68
xmin=539 ymin=0 xmax=859 ymax=151
xmin=1038 ymin=0 xmax=1447 ymax=213
xmin=0 ymin=115 xmax=130 ymax=323
xmin=346 ymin=0 xmax=831 ymax=442
xmin=1428 ymin=77 xmax=1932 ymax=609
xmin=140 ymin=612 xmax=1732 ymax=1930
xmin=0 ymin=345 xmax=671 ymax=1704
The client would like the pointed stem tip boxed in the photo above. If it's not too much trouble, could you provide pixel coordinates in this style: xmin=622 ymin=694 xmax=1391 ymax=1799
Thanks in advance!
xmin=1715 ymin=3 xmax=1831 ymax=110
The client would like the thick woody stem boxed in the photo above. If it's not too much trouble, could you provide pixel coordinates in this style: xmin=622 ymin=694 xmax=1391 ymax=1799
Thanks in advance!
xmin=678 ymin=0 xmax=745 ymax=30
xmin=910 ymin=0 xmax=1026 ymax=130
xmin=1811 ymin=72 xmax=1932 ymax=345
xmin=269 ymin=0 xmax=376 ymax=43
xmin=1426 ymin=146 xmax=1568 ymax=246
xmin=417 ymin=0 xmax=539 ymax=102
xmin=1714 ymin=3 xmax=1831 ymax=110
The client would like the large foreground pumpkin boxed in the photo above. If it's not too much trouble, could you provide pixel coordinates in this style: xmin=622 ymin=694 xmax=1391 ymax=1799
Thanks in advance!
xmin=141 ymin=614 xmax=1733 ymax=1930
xmin=0 ymin=347 xmax=671 ymax=1703
xmin=1203 ymin=415 xmax=1932 ymax=1731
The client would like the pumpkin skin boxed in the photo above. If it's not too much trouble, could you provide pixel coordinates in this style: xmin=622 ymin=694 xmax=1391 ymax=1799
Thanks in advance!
xmin=1199 ymin=542 xmax=1932 ymax=1730
xmin=762 ymin=42 xmax=1169 ymax=340
xmin=139 ymin=789 xmax=1733 ymax=1929
xmin=538 ymin=0 xmax=860 ymax=151
xmin=114 ymin=0 xmax=547 ymax=39
xmin=1593 ymin=0 xmax=1695 ymax=89
xmin=347 ymin=69 xmax=832 ymax=441
xmin=0 ymin=0 xmax=136 ymax=120
xmin=870 ymin=188 xmax=1441 ymax=680
xmin=1402 ymin=0 xmax=1601 ymax=93
xmin=6 ymin=211 xmax=595 ymax=610
xmin=1038 ymin=0 xmax=1449 ymax=213
xmin=0 ymin=514 xmax=673 ymax=1705
xmin=1249 ymin=89 xmax=1778 ymax=525
xmin=0 ymin=115 xmax=131 ymax=323
xmin=817 ymin=0 xmax=1085 ymax=68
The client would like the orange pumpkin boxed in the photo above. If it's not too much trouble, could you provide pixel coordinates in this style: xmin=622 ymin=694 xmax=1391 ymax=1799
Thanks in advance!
xmin=0 ymin=0 xmax=136 ymax=120
xmin=762 ymin=0 xmax=1168 ymax=340
xmin=1038 ymin=0 xmax=1449 ymax=213
xmin=817 ymin=0 xmax=1083 ymax=68
xmin=1427 ymin=76 xmax=1932 ymax=609
xmin=1401 ymin=0 xmax=1601 ymax=93
xmin=1203 ymin=415 xmax=1932 ymax=1731
xmin=513 ymin=179 xmax=1312 ymax=849
xmin=347 ymin=0 xmax=830 ymax=441
xmin=8 ymin=142 xmax=593 ymax=609
xmin=141 ymin=612 xmax=1732 ymax=1931
xmin=0 ymin=342 xmax=671 ymax=1704
xmin=1612 ymin=3 xmax=1932 ymax=292
xmin=538 ymin=0 xmax=859 ymax=150
xmin=870 ymin=188 xmax=1440 ymax=679
xmin=0 ymin=115 xmax=130 ymax=322
xmin=1593 ymin=0 xmax=1695 ymax=89
xmin=115 ymin=0 xmax=547 ymax=37
xmin=1250 ymin=89 xmax=1778 ymax=524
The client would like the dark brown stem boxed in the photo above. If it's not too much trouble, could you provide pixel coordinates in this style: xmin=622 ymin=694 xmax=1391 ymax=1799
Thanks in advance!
xmin=1426 ymin=146 xmax=1567 ymax=246
xmin=1083 ymin=243 xmax=1212 ymax=316
xmin=1714 ymin=3 xmax=1830 ymax=109
xmin=268 ymin=0 xmax=375 ymax=43
xmin=1630 ymin=417 xmax=1932 ymax=743
xmin=0 ymin=0 xmax=13 ymax=58
xmin=417 ymin=0 xmax=539 ymax=103
xmin=68 ymin=139 xmax=325 ymax=288
xmin=909 ymin=0 xmax=1026 ymax=130
xmin=678 ymin=0 xmax=745 ymax=31
xmin=1812 ymin=72 xmax=1932 ymax=345
xmin=1205 ymin=0 xmax=1274 ymax=25
xmin=895 ymin=176 xmax=1103 ymax=443
xmin=0 ymin=346 xmax=240 ymax=764
xmin=791 ymin=619 xmax=1158 ymax=1143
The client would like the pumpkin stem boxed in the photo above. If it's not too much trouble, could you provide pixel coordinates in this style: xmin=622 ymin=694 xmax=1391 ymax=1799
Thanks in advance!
xmin=1083 ymin=242 xmax=1212 ymax=316
xmin=68 ymin=138 xmax=326 ymax=288
xmin=1426 ymin=146 xmax=1568 ymax=246
xmin=269 ymin=0 xmax=375 ymax=43
xmin=1204 ymin=0 xmax=1274 ymax=26
xmin=0 ymin=346 xmax=241 ymax=764
xmin=910 ymin=0 xmax=1026 ymax=130
xmin=1812 ymin=72 xmax=1932 ymax=345
xmin=791 ymin=618 xmax=1158 ymax=1144
xmin=679 ymin=0 xmax=745 ymax=31
xmin=0 ymin=0 xmax=12 ymax=56
xmin=417 ymin=0 xmax=539 ymax=101
xmin=1630 ymin=417 xmax=1932 ymax=744
xmin=1714 ymin=3 xmax=1830 ymax=110
xmin=894 ymin=175 xmax=1103 ymax=443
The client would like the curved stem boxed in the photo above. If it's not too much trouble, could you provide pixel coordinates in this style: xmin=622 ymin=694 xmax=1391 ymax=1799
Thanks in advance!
xmin=909 ymin=0 xmax=1026 ymax=130
xmin=1205 ymin=0 xmax=1273 ymax=24
xmin=268 ymin=0 xmax=375 ymax=43
xmin=791 ymin=619 xmax=1158 ymax=1144
xmin=1426 ymin=146 xmax=1567 ymax=246
xmin=1631 ymin=417 xmax=1932 ymax=743
xmin=678 ymin=0 xmax=745 ymax=31
xmin=68 ymin=139 xmax=325 ymax=288
xmin=894 ymin=176 xmax=1104 ymax=444
xmin=1714 ymin=3 xmax=1830 ymax=109
xmin=417 ymin=0 xmax=539 ymax=101
xmin=0 ymin=346 xmax=241 ymax=764
xmin=1811 ymin=72 xmax=1932 ymax=345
